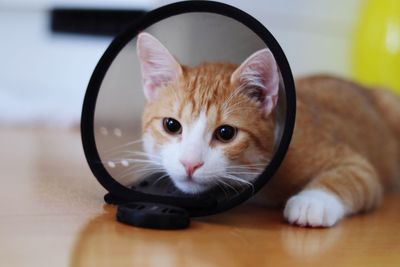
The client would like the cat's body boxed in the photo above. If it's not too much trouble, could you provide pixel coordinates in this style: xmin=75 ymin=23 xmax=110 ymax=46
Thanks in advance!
xmin=136 ymin=32 xmax=400 ymax=227
xmin=259 ymin=75 xmax=400 ymax=226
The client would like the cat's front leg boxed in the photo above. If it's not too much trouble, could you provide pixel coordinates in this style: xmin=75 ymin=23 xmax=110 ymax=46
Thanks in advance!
xmin=283 ymin=153 xmax=383 ymax=227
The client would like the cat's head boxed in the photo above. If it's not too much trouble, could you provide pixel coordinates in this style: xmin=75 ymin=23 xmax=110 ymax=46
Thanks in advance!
xmin=137 ymin=32 xmax=279 ymax=194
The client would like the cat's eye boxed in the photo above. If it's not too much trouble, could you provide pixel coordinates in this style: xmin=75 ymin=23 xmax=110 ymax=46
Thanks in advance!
xmin=163 ymin=118 xmax=182 ymax=135
xmin=214 ymin=125 xmax=237 ymax=143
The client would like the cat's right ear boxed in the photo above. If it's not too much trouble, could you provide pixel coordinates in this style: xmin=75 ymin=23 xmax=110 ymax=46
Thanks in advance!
xmin=231 ymin=49 xmax=279 ymax=116
xmin=136 ymin=32 xmax=183 ymax=102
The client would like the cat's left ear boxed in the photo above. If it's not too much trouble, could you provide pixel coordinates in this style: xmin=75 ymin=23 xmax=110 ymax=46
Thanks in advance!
xmin=137 ymin=32 xmax=183 ymax=102
xmin=231 ymin=49 xmax=279 ymax=116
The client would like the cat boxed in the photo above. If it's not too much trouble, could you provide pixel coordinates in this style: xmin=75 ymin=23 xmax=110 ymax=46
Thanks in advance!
xmin=136 ymin=32 xmax=400 ymax=227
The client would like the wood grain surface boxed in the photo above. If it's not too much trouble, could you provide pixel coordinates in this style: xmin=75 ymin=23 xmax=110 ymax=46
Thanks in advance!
xmin=0 ymin=128 xmax=399 ymax=267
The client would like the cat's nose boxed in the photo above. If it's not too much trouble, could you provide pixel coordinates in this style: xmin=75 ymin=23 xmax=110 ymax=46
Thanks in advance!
xmin=179 ymin=159 xmax=204 ymax=178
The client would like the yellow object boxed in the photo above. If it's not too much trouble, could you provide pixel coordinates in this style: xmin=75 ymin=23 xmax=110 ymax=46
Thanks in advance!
xmin=352 ymin=0 xmax=400 ymax=94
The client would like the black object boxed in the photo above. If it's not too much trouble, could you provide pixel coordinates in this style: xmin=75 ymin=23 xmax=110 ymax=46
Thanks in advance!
xmin=117 ymin=202 xmax=190 ymax=230
xmin=50 ymin=8 xmax=147 ymax=36
xmin=81 ymin=1 xmax=296 ymax=229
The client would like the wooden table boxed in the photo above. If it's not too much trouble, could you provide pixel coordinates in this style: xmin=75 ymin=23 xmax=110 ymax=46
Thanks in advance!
xmin=1 ymin=128 xmax=399 ymax=267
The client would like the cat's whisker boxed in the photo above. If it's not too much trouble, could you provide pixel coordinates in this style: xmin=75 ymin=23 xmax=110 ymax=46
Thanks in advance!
xmin=99 ymin=161 xmax=162 ymax=176
xmin=223 ymin=98 xmax=251 ymax=114
xmin=117 ymin=150 xmax=162 ymax=159
xmin=117 ymin=165 xmax=164 ymax=181
xmin=225 ymin=164 xmax=266 ymax=168
xmin=226 ymin=98 xmax=256 ymax=110
xmin=227 ymin=171 xmax=262 ymax=176
xmin=223 ymin=87 xmax=254 ymax=107
xmin=116 ymin=158 xmax=163 ymax=165
xmin=131 ymin=157 xmax=161 ymax=165
xmin=105 ymin=150 xmax=161 ymax=162
xmin=222 ymin=84 xmax=247 ymax=110
xmin=222 ymin=174 xmax=255 ymax=194
xmin=224 ymin=97 xmax=248 ymax=111
xmin=103 ymin=139 xmax=144 ymax=154
xmin=121 ymin=166 xmax=165 ymax=177
xmin=226 ymin=168 xmax=265 ymax=172
xmin=114 ymin=161 xmax=164 ymax=181
xmin=212 ymin=180 xmax=229 ymax=200
xmin=225 ymin=166 xmax=265 ymax=171
xmin=222 ymin=175 xmax=251 ymax=186
xmin=97 ymin=155 xmax=164 ymax=181
xmin=222 ymin=99 xmax=245 ymax=112
xmin=217 ymin=179 xmax=240 ymax=195
xmin=225 ymin=166 xmax=267 ymax=172
xmin=224 ymin=106 xmax=259 ymax=117
xmin=228 ymin=162 xmax=270 ymax=167
xmin=118 ymin=162 xmax=164 ymax=173
xmin=230 ymin=163 xmax=268 ymax=166
xmin=152 ymin=173 xmax=170 ymax=186
xmin=226 ymin=170 xmax=264 ymax=175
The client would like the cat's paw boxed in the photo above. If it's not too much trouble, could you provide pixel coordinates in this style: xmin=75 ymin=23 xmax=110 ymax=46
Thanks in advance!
xmin=283 ymin=189 xmax=346 ymax=227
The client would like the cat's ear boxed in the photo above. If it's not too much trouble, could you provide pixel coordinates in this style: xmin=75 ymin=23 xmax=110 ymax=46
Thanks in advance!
xmin=137 ymin=32 xmax=183 ymax=101
xmin=231 ymin=49 xmax=279 ymax=116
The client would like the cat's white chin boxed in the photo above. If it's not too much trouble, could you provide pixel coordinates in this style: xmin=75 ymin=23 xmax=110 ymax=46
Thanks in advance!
xmin=173 ymin=179 xmax=210 ymax=194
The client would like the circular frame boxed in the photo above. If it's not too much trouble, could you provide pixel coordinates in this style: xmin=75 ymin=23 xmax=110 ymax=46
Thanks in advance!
xmin=81 ymin=0 xmax=296 ymax=216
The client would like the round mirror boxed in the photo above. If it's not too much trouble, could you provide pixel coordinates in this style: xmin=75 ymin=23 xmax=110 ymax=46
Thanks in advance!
xmin=81 ymin=1 xmax=296 ymax=218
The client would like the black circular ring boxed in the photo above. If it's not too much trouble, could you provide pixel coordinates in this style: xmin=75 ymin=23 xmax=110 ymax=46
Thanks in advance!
xmin=81 ymin=0 xmax=296 ymax=217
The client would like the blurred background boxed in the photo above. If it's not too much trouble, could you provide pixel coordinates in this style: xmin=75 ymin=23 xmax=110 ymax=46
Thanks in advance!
xmin=0 ymin=0 xmax=399 ymax=128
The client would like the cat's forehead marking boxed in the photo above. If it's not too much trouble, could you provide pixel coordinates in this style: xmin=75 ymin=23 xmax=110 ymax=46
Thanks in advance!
xmin=184 ymin=111 xmax=209 ymax=141
xmin=177 ymin=97 xmax=220 ymax=129
xmin=205 ymin=105 xmax=219 ymax=126
xmin=171 ymin=66 xmax=229 ymax=126
xmin=180 ymin=101 xmax=195 ymax=122
xmin=172 ymin=101 xmax=179 ymax=114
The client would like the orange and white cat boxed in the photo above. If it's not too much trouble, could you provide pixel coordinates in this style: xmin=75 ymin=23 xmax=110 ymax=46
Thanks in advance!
xmin=137 ymin=32 xmax=400 ymax=227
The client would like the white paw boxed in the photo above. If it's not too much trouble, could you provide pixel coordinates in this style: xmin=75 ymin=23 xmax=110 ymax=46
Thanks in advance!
xmin=284 ymin=189 xmax=346 ymax=227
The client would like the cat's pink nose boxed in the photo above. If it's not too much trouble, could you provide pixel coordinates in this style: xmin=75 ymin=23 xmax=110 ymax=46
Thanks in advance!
xmin=179 ymin=159 xmax=204 ymax=178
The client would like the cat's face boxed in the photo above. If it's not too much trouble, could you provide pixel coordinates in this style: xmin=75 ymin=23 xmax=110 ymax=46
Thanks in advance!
xmin=137 ymin=32 xmax=279 ymax=194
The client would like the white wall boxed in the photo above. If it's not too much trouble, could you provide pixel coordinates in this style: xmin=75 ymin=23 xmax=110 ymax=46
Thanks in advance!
xmin=221 ymin=0 xmax=362 ymax=76
xmin=0 ymin=0 xmax=362 ymax=127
